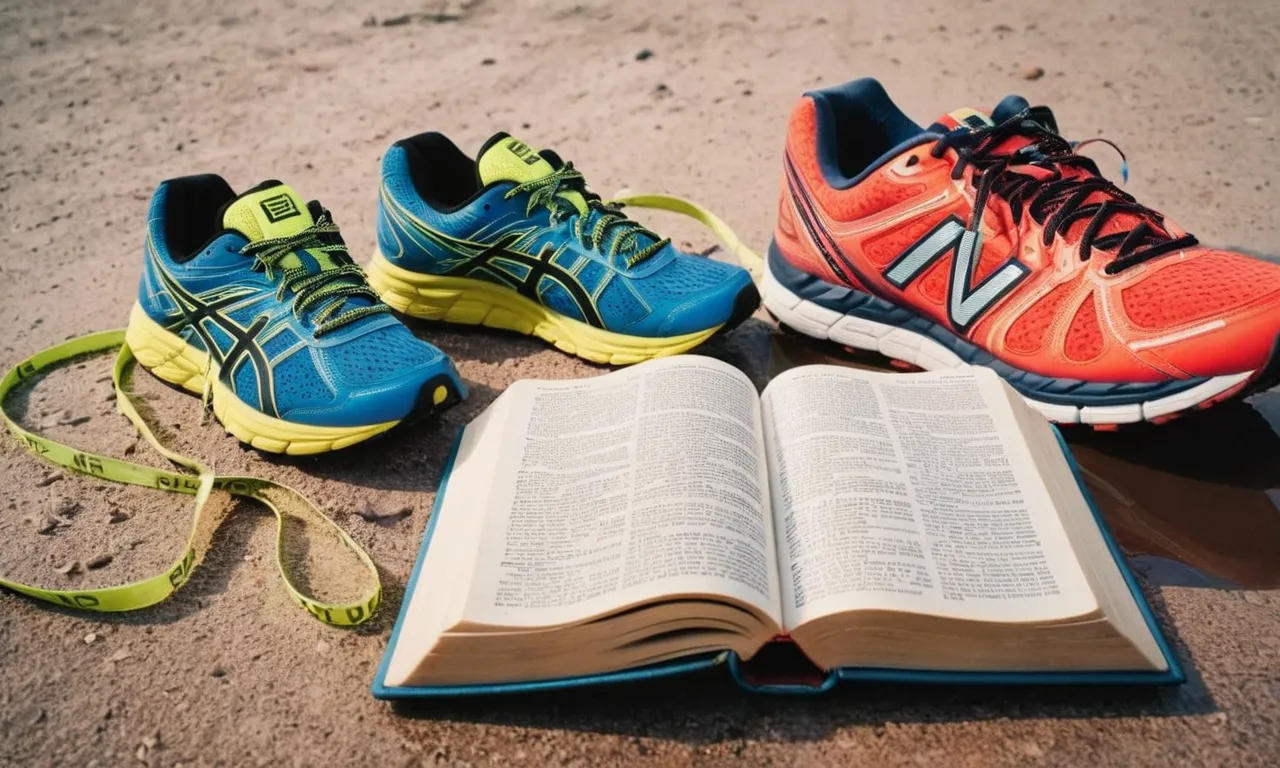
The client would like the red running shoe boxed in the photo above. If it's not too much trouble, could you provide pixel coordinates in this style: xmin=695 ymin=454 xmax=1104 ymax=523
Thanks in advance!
xmin=764 ymin=78 xmax=1280 ymax=425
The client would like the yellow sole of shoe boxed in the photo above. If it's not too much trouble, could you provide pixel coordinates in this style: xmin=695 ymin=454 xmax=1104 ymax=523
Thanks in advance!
xmin=365 ymin=250 xmax=723 ymax=366
xmin=124 ymin=304 xmax=399 ymax=455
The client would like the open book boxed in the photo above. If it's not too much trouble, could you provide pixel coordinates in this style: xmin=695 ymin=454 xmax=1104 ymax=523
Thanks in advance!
xmin=377 ymin=356 xmax=1177 ymax=693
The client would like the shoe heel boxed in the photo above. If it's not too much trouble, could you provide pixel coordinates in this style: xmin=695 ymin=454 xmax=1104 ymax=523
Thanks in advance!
xmin=124 ymin=303 xmax=209 ymax=395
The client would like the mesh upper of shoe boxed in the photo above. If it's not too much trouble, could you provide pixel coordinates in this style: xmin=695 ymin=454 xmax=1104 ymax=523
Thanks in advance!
xmin=317 ymin=324 xmax=441 ymax=388
xmin=1120 ymin=250 xmax=1280 ymax=330
xmin=1065 ymin=293 xmax=1105 ymax=362
xmin=260 ymin=329 xmax=298 ymax=361
xmin=862 ymin=216 xmax=939 ymax=268
xmin=272 ymin=349 xmax=336 ymax=410
xmin=596 ymin=275 xmax=647 ymax=327
xmin=1005 ymin=281 xmax=1076 ymax=355
xmin=628 ymin=255 xmax=739 ymax=304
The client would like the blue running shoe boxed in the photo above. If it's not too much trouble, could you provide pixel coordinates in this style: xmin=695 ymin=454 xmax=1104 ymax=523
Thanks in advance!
xmin=367 ymin=132 xmax=760 ymax=365
xmin=126 ymin=176 xmax=466 ymax=454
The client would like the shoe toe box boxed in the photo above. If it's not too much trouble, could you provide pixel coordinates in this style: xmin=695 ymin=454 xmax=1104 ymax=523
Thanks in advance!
xmin=275 ymin=324 xmax=464 ymax=428
xmin=625 ymin=254 xmax=758 ymax=338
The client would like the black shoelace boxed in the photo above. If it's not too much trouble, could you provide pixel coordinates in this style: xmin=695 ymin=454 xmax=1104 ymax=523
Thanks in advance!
xmin=930 ymin=113 xmax=1198 ymax=274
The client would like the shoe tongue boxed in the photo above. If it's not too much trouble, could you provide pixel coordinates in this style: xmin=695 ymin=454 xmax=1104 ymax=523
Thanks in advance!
xmin=475 ymin=132 xmax=659 ymax=265
xmin=928 ymin=107 xmax=996 ymax=134
xmin=929 ymin=106 xmax=1039 ymax=156
xmin=477 ymin=132 xmax=557 ymax=184
xmin=476 ymin=132 xmax=587 ymax=213
xmin=221 ymin=180 xmax=314 ymax=243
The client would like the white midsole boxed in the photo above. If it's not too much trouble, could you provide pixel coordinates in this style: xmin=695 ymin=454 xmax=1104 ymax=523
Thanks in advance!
xmin=760 ymin=264 xmax=1253 ymax=425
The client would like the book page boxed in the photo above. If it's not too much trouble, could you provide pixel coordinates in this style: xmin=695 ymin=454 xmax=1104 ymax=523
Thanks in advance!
xmin=383 ymin=394 xmax=518 ymax=687
xmin=761 ymin=365 xmax=1097 ymax=630
xmin=460 ymin=355 xmax=782 ymax=630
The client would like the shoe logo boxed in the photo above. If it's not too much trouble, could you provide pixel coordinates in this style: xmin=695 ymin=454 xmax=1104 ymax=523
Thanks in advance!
xmin=381 ymin=195 xmax=606 ymax=327
xmin=260 ymin=193 xmax=302 ymax=223
xmin=145 ymin=240 xmax=279 ymax=415
xmin=448 ymin=232 xmax=604 ymax=327
xmin=882 ymin=214 xmax=1028 ymax=332
xmin=506 ymin=139 xmax=541 ymax=166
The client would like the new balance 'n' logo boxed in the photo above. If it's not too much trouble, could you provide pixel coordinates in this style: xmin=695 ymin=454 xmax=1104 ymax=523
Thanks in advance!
xmin=883 ymin=215 xmax=1029 ymax=332
xmin=260 ymin=194 xmax=301 ymax=223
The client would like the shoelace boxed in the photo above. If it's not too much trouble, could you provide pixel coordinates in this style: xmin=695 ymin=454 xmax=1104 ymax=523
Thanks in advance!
xmin=931 ymin=113 xmax=1198 ymax=274
xmin=239 ymin=209 xmax=391 ymax=335
xmin=505 ymin=163 xmax=671 ymax=268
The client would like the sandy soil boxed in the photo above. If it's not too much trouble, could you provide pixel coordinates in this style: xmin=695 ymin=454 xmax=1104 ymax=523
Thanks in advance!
xmin=2 ymin=0 xmax=1279 ymax=765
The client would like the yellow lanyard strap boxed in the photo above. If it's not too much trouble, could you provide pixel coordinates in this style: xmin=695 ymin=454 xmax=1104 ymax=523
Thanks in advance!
xmin=0 ymin=331 xmax=381 ymax=626
xmin=610 ymin=193 xmax=765 ymax=280
xmin=2 ymin=194 xmax=752 ymax=624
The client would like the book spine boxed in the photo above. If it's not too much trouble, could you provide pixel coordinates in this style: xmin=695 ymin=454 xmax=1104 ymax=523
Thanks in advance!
xmin=727 ymin=641 xmax=838 ymax=694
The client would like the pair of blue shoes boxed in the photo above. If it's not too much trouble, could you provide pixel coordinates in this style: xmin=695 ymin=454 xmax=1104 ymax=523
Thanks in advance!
xmin=130 ymin=132 xmax=759 ymax=454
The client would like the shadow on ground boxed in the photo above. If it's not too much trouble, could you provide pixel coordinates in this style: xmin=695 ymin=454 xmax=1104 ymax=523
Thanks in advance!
xmin=390 ymin=656 xmax=1216 ymax=742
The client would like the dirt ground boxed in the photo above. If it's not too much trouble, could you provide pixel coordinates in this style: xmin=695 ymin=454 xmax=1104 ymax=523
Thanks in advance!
xmin=2 ymin=0 xmax=1279 ymax=765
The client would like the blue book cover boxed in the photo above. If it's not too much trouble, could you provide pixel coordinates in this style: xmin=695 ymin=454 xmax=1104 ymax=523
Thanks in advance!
xmin=373 ymin=425 xmax=1184 ymax=699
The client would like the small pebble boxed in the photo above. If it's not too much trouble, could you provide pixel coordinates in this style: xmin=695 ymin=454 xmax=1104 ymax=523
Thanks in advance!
xmin=316 ymin=639 xmax=331 ymax=655
xmin=55 ymin=560 xmax=81 ymax=575
xmin=14 ymin=705 xmax=45 ymax=727
xmin=84 ymin=632 xmax=98 ymax=644
xmin=481 ymin=57 xmax=496 ymax=66
xmin=211 ymin=666 xmax=227 ymax=678
xmin=635 ymin=48 xmax=654 ymax=61
xmin=1021 ymin=65 xmax=1046 ymax=80
xmin=109 ymin=648 xmax=132 ymax=662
